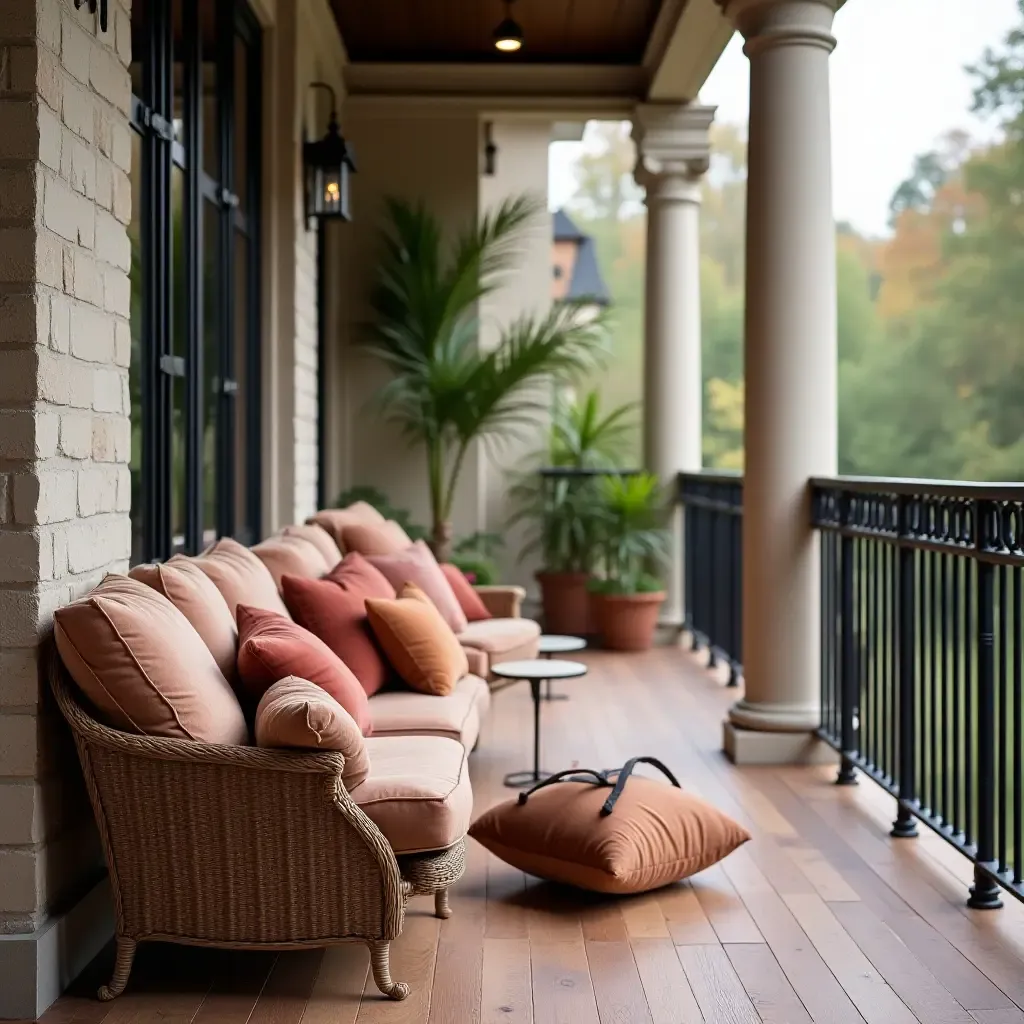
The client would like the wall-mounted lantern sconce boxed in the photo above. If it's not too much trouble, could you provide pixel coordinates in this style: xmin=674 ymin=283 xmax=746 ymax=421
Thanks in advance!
xmin=304 ymin=82 xmax=356 ymax=230
xmin=74 ymin=0 xmax=108 ymax=32
xmin=483 ymin=122 xmax=498 ymax=176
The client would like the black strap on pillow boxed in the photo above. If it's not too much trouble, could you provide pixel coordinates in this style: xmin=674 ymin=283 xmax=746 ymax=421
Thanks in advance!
xmin=516 ymin=756 xmax=681 ymax=817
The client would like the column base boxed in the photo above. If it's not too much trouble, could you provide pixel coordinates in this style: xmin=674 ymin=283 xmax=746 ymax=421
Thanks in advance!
xmin=728 ymin=697 xmax=820 ymax=733
xmin=0 ymin=875 xmax=114 ymax=1019
xmin=723 ymin=721 xmax=838 ymax=766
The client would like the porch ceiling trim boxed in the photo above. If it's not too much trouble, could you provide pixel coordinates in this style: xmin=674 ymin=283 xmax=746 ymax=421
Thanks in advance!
xmin=342 ymin=93 xmax=636 ymax=121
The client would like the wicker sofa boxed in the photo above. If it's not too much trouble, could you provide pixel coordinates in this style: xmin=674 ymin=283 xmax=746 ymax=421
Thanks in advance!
xmin=48 ymin=511 xmax=519 ymax=1004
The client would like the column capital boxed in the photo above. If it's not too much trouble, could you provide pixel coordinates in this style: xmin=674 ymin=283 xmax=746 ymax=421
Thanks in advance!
xmin=717 ymin=0 xmax=839 ymax=56
xmin=632 ymin=102 xmax=716 ymax=203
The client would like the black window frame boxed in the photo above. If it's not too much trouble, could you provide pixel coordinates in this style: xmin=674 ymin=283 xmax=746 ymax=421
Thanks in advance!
xmin=130 ymin=0 xmax=263 ymax=564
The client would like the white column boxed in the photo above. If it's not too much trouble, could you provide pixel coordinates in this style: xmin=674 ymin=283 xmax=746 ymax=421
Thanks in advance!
xmin=632 ymin=103 xmax=715 ymax=628
xmin=721 ymin=0 xmax=840 ymax=763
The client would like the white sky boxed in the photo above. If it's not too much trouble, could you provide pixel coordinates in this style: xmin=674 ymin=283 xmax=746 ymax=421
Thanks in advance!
xmin=549 ymin=0 xmax=1021 ymax=238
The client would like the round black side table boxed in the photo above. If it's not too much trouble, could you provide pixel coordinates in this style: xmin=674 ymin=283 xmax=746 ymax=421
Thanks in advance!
xmin=537 ymin=634 xmax=587 ymax=701
xmin=492 ymin=658 xmax=588 ymax=788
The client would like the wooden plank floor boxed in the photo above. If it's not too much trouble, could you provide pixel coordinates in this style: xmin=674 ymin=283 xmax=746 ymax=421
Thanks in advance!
xmin=35 ymin=647 xmax=1024 ymax=1023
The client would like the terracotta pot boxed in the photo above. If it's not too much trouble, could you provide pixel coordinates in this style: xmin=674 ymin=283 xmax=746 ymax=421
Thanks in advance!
xmin=594 ymin=590 xmax=666 ymax=651
xmin=536 ymin=571 xmax=592 ymax=635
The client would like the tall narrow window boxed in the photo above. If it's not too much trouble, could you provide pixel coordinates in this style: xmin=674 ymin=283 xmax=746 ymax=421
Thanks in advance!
xmin=129 ymin=0 xmax=262 ymax=564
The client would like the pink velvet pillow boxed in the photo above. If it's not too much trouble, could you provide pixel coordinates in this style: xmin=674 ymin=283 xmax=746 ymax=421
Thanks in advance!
xmin=368 ymin=541 xmax=468 ymax=634
xmin=441 ymin=564 xmax=492 ymax=622
xmin=236 ymin=605 xmax=372 ymax=734
xmin=341 ymin=520 xmax=412 ymax=557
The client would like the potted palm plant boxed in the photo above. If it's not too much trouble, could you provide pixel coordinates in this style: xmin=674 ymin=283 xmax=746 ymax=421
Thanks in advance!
xmin=509 ymin=390 xmax=638 ymax=634
xmin=589 ymin=472 xmax=669 ymax=651
xmin=362 ymin=194 xmax=608 ymax=562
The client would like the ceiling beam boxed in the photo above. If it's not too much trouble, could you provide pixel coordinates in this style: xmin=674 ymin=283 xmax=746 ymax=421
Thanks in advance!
xmin=646 ymin=0 xmax=734 ymax=103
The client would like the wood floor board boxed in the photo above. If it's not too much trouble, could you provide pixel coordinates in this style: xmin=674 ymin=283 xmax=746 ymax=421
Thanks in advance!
xmin=629 ymin=937 xmax=703 ymax=1024
xmin=585 ymin=940 xmax=654 ymax=1024
xmin=676 ymin=943 xmax=760 ymax=1024
xmin=724 ymin=942 xmax=812 ymax=1024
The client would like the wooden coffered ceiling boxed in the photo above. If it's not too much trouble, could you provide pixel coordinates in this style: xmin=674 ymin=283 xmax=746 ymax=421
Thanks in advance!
xmin=330 ymin=0 xmax=665 ymax=65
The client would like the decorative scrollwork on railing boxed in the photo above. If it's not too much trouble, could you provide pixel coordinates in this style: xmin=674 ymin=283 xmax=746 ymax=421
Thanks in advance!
xmin=903 ymin=494 xmax=974 ymax=551
xmin=979 ymin=500 xmax=1024 ymax=559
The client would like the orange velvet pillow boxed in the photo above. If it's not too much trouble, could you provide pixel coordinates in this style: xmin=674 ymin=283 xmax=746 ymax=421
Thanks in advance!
xmin=341 ymin=520 xmax=412 ymax=557
xmin=469 ymin=775 xmax=750 ymax=894
xmin=236 ymin=605 xmax=372 ymax=734
xmin=440 ymin=563 xmax=492 ymax=622
xmin=365 ymin=583 xmax=469 ymax=696
xmin=282 ymin=553 xmax=396 ymax=697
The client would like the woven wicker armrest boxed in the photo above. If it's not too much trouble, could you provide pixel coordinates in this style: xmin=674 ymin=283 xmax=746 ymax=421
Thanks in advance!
xmin=473 ymin=584 xmax=526 ymax=619
xmin=48 ymin=651 xmax=406 ymax=951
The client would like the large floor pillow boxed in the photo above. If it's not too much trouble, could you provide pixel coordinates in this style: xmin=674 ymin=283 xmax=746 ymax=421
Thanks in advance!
xmin=469 ymin=758 xmax=750 ymax=894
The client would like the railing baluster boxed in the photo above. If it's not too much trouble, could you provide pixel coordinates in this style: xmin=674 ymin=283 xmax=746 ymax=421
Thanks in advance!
xmin=838 ymin=506 xmax=858 ymax=786
xmin=969 ymin=501 xmax=1002 ymax=909
xmin=892 ymin=494 xmax=919 ymax=837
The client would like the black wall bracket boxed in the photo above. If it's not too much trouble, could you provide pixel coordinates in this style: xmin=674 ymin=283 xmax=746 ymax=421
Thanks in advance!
xmin=74 ymin=0 xmax=109 ymax=33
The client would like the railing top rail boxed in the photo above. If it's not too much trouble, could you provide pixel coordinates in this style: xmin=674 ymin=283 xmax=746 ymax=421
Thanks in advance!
xmin=538 ymin=467 xmax=643 ymax=478
xmin=678 ymin=470 xmax=744 ymax=487
xmin=811 ymin=476 xmax=1024 ymax=501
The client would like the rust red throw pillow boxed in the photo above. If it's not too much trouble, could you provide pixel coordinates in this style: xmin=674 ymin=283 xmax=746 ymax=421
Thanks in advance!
xmin=236 ymin=604 xmax=372 ymax=734
xmin=281 ymin=552 xmax=395 ymax=697
xmin=440 ymin=564 xmax=492 ymax=622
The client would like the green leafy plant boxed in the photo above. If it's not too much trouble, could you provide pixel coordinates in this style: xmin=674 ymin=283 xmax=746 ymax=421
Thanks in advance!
xmin=333 ymin=485 xmax=429 ymax=541
xmin=588 ymin=472 xmax=669 ymax=595
xmin=362 ymin=193 xmax=608 ymax=560
xmin=449 ymin=532 xmax=504 ymax=585
xmin=508 ymin=389 xmax=638 ymax=573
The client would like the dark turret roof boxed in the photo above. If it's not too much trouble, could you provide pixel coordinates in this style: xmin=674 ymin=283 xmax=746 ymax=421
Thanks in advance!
xmin=552 ymin=209 xmax=611 ymax=306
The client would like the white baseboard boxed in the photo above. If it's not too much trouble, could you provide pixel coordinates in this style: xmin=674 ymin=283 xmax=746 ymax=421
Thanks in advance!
xmin=0 ymin=876 xmax=113 ymax=1019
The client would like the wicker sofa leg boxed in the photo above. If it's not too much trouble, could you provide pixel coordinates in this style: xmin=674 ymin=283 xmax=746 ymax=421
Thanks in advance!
xmin=369 ymin=940 xmax=410 ymax=1000
xmin=97 ymin=936 xmax=137 ymax=1000
xmin=434 ymin=888 xmax=452 ymax=920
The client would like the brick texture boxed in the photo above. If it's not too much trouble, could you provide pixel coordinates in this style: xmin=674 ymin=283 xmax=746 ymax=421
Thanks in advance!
xmin=0 ymin=0 xmax=130 ymax=934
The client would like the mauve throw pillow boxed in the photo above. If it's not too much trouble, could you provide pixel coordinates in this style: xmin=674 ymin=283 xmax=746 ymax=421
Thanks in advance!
xmin=281 ymin=553 xmax=395 ymax=697
xmin=182 ymin=537 xmax=290 ymax=619
xmin=54 ymin=574 xmax=248 ymax=745
xmin=251 ymin=535 xmax=331 ymax=590
xmin=440 ymin=563 xmax=492 ymax=622
xmin=255 ymin=675 xmax=370 ymax=787
xmin=280 ymin=523 xmax=343 ymax=567
xmin=470 ymin=776 xmax=750 ymax=894
xmin=368 ymin=541 xmax=468 ymax=634
xmin=366 ymin=584 xmax=470 ymax=697
xmin=129 ymin=559 xmax=239 ymax=685
xmin=340 ymin=520 xmax=412 ymax=557
xmin=236 ymin=605 xmax=372 ymax=734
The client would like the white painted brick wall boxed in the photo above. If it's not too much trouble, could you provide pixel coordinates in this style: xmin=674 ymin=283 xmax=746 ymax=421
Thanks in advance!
xmin=0 ymin=0 xmax=131 ymax=935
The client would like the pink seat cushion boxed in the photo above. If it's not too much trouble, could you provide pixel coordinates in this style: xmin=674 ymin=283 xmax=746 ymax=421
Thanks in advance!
xmin=352 ymin=735 xmax=473 ymax=854
xmin=236 ymin=605 xmax=372 ymax=734
xmin=368 ymin=541 xmax=468 ymax=634
xmin=282 ymin=552 xmax=395 ymax=697
xmin=440 ymin=564 xmax=492 ymax=622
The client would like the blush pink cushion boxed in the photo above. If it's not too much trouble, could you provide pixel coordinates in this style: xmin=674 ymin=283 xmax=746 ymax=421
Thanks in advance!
xmin=129 ymin=559 xmax=238 ymax=685
xmin=280 ymin=524 xmax=343 ymax=567
xmin=54 ymin=574 xmax=247 ymax=745
xmin=255 ymin=676 xmax=370 ymax=787
xmin=307 ymin=502 xmax=386 ymax=546
xmin=440 ymin=564 xmax=492 ymax=622
xmin=236 ymin=605 xmax=372 ymax=734
xmin=252 ymin=535 xmax=331 ymax=590
xmin=368 ymin=541 xmax=468 ymax=634
xmin=181 ymin=537 xmax=289 ymax=619
xmin=341 ymin=520 xmax=412 ymax=557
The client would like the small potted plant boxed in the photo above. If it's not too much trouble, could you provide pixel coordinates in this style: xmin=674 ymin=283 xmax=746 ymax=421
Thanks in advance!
xmin=508 ymin=391 xmax=637 ymax=635
xmin=588 ymin=472 xmax=668 ymax=651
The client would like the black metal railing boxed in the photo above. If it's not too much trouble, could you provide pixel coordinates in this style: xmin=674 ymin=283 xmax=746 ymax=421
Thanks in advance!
xmin=678 ymin=471 xmax=743 ymax=684
xmin=813 ymin=477 xmax=1024 ymax=909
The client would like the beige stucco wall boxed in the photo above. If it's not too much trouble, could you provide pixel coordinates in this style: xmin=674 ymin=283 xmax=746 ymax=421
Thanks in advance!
xmin=330 ymin=108 xmax=483 ymax=535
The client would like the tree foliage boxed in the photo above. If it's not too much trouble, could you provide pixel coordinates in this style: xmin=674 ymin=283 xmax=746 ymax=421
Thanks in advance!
xmin=565 ymin=3 xmax=1024 ymax=482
